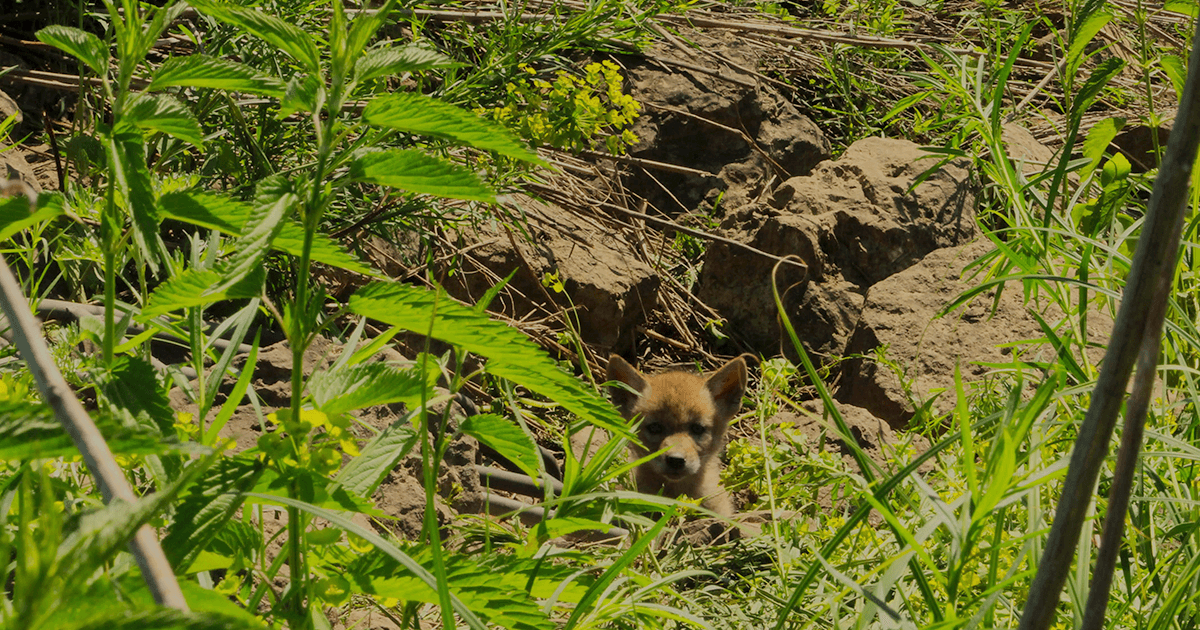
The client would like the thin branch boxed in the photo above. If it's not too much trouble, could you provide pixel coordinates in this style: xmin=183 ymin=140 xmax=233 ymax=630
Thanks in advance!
xmin=0 ymin=254 xmax=188 ymax=610
xmin=1017 ymin=14 xmax=1200 ymax=630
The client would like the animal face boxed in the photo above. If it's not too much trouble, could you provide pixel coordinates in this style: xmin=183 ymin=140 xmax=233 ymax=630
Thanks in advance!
xmin=626 ymin=370 xmax=724 ymax=480
xmin=606 ymin=355 xmax=747 ymax=512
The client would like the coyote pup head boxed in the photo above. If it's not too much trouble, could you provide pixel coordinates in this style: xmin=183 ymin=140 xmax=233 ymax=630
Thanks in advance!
xmin=605 ymin=355 xmax=747 ymax=515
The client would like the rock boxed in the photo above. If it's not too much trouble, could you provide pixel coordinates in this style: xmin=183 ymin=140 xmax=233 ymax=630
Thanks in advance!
xmin=446 ymin=195 xmax=660 ymax=355
xmin=698 ymin=137 xmax=977 ymax=357
xmin=623 ymin=35 xmax=831 ymax=215
xmin=833 ymin=240 xmax=1112 ymax=429
xmin=1002 ymin=122 xmax=1054 ymax=176
xmin=790 ymin=401 xmax=930 ymax=471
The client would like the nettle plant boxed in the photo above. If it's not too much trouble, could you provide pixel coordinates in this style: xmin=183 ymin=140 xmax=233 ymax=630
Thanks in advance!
xmin=26 ymin=0 xmax=646 ymax=627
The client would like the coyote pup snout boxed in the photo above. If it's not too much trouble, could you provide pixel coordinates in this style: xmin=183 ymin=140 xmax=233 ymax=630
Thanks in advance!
xmin=605 ymin=355 xmax=748 ymax=516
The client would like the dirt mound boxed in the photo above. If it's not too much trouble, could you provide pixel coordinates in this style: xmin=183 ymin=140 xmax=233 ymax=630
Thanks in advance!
xmin=623 ymin=33 xmax=831 ymax=215
xmin=699 ymin=136 xmax=977 ymax=358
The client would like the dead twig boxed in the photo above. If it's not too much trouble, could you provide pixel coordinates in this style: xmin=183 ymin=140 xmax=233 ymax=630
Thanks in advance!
xmin=0 ymin=254 xmax=188 ymax=610
xmin=1017 ymin=14 xmax=1200 ymax=630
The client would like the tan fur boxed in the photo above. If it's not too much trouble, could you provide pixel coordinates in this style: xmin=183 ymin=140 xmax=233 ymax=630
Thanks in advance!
xmin=606 ymin=355 xmax=747 ymax=516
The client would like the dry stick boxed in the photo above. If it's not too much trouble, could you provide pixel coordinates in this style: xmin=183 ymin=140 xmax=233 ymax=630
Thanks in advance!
xmin=1017 ymin=14 xmax=1200 ymax=630
xmin=528 ymin=182 xmax=808 ymax=273
xmin=0 ymin=254 xmax=188 ymax=610
xmin=1081 ymin=270 xmax=1171 ymax=630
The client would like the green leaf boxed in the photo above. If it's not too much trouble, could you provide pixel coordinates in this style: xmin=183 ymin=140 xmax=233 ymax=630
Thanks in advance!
xmin=1081 ymin=116 xmax=1125 ymax=182
xmin=345 ymin=550 xmax=552 ymax=630
xmin=146 ymin=54 xmax=285 ymax=97
xmin=142 ymin=266 xmax=264 ymax=317
xmin=190 ymin=1 xmax=321 ymax=72
xmin=162 ymin=456 xmax=266 ymax=573
xmin=248 ymin=469 xmax=383 ymax=516
xmin=0 ymin=191 xmax=65 ymax=241
xmin=349 ymin=150 xmax=496 ymax=203
xmin=1164 ymin=0 xmax=1199 ymax=17
xmin=335 ymin=412 xmax=419 ymax=499
xmin=158 ymin=191 xmax=378 ymax=276
xmin=1074 ymin=57 xmax=1124 ymax=116
xmin=354 ymin=46 xmax=459 ymax=83
xmin=1162 ymin=54 xmax=1187 ymax=96
xmin=348 ymin=282 xmax=631 ymax=437
xmin=159 ymin=190 xmax=248 ymax=233
xmin=460 ymin=414 xmax=540 ymax=480
xmin=309 ymin=363 xmax=431 ymax=416
xmin=0 ymin=400 xmax=167 ymax=460
xmin=364 ymin=93 xmax=542 ymax=164
xmin=279 ymin=73 xmax=322 ymax=118
xmin=248 ymin=492 xmax=488 ymax=630
xmin=123 ymin=93 xmax=205 ymax=148
xmin=37 ymin=25 xmax=108 ymax=76
xmin=210 ymin=192 xmax=294 ymax=297
xmin=58 ymin=452 xmax=219 ymax=590
xmin=1066 ymin=9 xmax=1113 ymax=70
xmin=98 ymin=356 xmax=176 ymax=436
xmin=565 ymin=508 xmax=677 ymax=629
xmin=110 ymin=131 xmax=165 ymax=271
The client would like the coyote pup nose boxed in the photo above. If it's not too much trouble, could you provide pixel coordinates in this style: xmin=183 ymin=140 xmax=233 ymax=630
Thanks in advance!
xmin=605 ymin=355 xmax=748 ymax=516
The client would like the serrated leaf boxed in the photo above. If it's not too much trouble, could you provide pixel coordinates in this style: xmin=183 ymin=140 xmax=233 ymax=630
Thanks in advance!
xmin=1074 ymin=57 xmax=1124 ymax=116
xmin=146 ymin=54 xmax=285 ymax=97
xmin=162 ymin=457 xmax=266 ymax=573
xmin=142 ymin=266 xmax=264 ymax=317
xmin=350 ymin=149 xmax=496 ymax=202
xmin=460 ymin=414 xmax=540 ymax=480
xmin=309 ymin=363 xmax=430 ymax=416
xmin=349 ymin=282 xmax=630 ymax=438
xmin=158 ymin=191 xmax=377 ymax=276
xmin=345 ymin=13 xmax=387 ymax=67
xmin=0 ymin=400 xmax=168 ymax=460
xmin=1162 ymin=54 xmax=1187 ymax=96
xmin=123 ymin=93 xmax=205 ymax=148
xmin=190 ymin=1 xmax=320 ymax=72
xmin=210 ymin=192 xmax=293 ymax=297
xmin=354 ymin=46 xmax=458 ymax=83
xmin=248 ymin=469 xmax=383 ymax=516
xmin=37 ymin=25 xmax=108 ymax=76
xmin=109 ymin=131 xmax=164 ymax=271
xmin=159 ymin=191 xmax=249 ymax=232
xmin=344 ymin=548 xmax=552 ymax=630
xmin=58 ymin=452 xmax=219 ymax=591
xmin=1067 ymin=10 xmax=1113 ymax=69
xmin=1165 ymin=0 xmax=1199 ymax=17
xmin=335 ymin=413 xmax=419 ymax=499
xmin=98 ymin=356 xmax=175 ymax=436
xmin=364 ymin=93 xmax=541 ymax=164
xmin=279 ymin=73 xmax=322 ymax=118
xmin=0 ymin=191 xmax=65 ymax=241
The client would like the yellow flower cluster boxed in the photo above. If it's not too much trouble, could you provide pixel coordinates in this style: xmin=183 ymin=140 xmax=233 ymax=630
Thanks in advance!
xmin=487 ymin=60 xmax=641 ymax=155
xmin=257 ymin=408 xmax=360 ymax=477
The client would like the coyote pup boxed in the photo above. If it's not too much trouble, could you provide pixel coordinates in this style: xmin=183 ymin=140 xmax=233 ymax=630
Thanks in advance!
xmin=606 ymin=355 xmax=748 ymax=516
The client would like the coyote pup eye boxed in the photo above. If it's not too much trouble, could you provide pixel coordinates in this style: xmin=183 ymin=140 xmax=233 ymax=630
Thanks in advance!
xmin=689 ymin=423 xmax=706 ymax=436
xmin=645 ymin=422 xmax=664 ymax=435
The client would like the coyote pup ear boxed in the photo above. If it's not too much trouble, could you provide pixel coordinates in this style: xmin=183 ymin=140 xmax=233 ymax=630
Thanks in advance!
xmin=706 ymin=357 xmax=747 ymax=419
xmin=605 ymin=355 xmax=647 ymax=416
